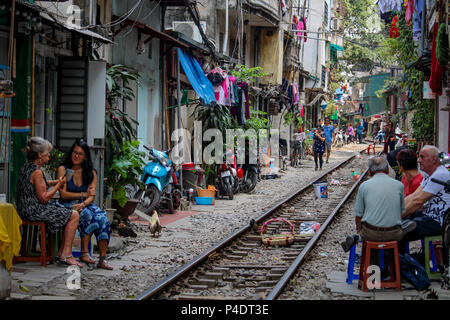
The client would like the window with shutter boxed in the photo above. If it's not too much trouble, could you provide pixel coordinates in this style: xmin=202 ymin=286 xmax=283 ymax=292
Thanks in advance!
xmin=56 ymin=57 xmax=87 ymax=151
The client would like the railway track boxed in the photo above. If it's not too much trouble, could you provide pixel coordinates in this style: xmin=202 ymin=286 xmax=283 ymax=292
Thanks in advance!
xmin=136 ymin=148 xmax=374 ymax=300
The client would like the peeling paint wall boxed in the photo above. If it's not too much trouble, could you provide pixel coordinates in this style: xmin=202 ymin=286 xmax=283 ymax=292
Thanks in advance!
xmin=260 ymin=28 xmax=283 ymax=85
xmin=111 ymin=0 xmax=163 ymax=149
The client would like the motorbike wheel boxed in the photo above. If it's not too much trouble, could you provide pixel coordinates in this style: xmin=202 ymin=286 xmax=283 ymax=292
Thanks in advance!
xmin=139 ymin=185 xmax=161 ymax=215
xmin=226 ymin=180 xmax=233 ymax=200
xmin=232 ymin=177 xmax=239 ymax=194
xmin=166 ymin=198 xmax=174 ymax=214
xmin=242 ymin=171 xmax=258 ymax=193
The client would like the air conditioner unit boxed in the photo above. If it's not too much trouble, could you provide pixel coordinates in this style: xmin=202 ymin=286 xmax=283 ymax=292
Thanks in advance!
xmin=172 ymin=21 xmax=206 ymax=43
xmin=331 ymin=18 xmax=339 ymax=31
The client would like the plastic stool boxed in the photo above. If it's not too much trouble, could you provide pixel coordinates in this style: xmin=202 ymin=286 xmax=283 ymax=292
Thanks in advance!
xmin=347 ymin=241 xmax=387 ymax=284
xmin=423 ymin=235 xmax=442 ymax=280
xmin=346 ymin=243 xmax=360 ymax=284
xmin=358 ymin=241 xmax=402 ymax=292
xmin=13 ymin=221 xmax=53 ymax=267
xmin=367 ymin=143 xmax=376 ymax=155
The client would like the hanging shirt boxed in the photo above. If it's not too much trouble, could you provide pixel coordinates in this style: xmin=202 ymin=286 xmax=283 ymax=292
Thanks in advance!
xmin=429 ymin=22 xmax=444 ymax=95
xmin=292 ymin=83 xmax=299 ymax=105
xmin=405 ymin=0 xmax=415 ymax=26
xmin=413 ymin=0 xmax=423 ymax=40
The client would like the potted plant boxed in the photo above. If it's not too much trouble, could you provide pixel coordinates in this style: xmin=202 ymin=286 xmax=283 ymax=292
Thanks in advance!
xmin=106 ymin=140 xmax=147 ymax=218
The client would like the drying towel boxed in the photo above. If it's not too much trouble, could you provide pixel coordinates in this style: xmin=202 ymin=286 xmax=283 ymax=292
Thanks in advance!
xmin=429 ymin=22 xmax=444 ymax=96
xmin=0 ymin=203 xmax=22 ymax=271
xmin=404 ymin=0 xmax=414 ymax=26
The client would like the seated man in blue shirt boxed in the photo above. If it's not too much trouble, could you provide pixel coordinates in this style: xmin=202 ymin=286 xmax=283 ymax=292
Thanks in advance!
xmin=341 ymin=156 xmax=405 ymax=251
xmin=322 ymin=117 xmax=334 ymax=164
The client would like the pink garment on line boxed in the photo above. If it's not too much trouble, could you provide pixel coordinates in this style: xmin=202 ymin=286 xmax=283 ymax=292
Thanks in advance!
xmin=405 ymin=0 xmax=414 ymax=26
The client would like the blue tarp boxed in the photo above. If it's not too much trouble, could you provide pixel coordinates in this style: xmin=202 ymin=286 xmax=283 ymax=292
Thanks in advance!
xmin=178 ymin=49 xmax=216 ymax=106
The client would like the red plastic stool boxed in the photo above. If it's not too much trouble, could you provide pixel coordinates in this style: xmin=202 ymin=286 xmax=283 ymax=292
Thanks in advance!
xmin=13 ymin=221 xmax=53 ymax=267
xmin=358 ymin=241 xmax=402 ymax=292
xmin=367 ymin=143 xmax=376 ymax=155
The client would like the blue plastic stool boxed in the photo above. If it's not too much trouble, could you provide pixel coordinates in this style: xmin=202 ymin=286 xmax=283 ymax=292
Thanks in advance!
xmin=346 ymin=244 xmax=360 ymax=284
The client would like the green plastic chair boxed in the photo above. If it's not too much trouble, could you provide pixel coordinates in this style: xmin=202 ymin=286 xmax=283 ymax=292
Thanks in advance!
xmin=423 ymin=235 xmax=443 ymax=281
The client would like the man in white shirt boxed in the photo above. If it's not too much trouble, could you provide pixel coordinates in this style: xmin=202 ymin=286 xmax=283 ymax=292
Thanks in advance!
xmin=400 ymin=145 xmax=450 ymax=250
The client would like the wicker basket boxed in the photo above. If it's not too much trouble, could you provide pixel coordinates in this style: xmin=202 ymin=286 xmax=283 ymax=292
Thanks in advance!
xmin=260 ymin=218 xmax=295 ymax=246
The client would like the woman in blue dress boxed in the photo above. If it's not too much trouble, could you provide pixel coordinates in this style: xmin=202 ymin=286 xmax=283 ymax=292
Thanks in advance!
xmin=57 ymin=139 xmax=113 ymax=270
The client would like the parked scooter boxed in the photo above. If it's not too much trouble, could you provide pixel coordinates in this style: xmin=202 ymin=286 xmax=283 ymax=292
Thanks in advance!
xmin=333 ymin=130 xmax=344 ymax=148
xmin=375 ymin=130 xmax=385 ymax=145
xmin=217 ymin=150 xmax=237 ymax=200
xmin=239 ymin=161 xmax=259 ymax=193
xmin=134 ymin=146 xmax=181 ymax=214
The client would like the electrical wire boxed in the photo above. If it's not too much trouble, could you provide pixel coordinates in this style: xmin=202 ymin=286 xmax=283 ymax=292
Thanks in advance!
xmin=34 ymin=0 xmax=143 ymax=31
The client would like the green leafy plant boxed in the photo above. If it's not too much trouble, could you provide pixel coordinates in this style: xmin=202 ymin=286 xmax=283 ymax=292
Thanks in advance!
xmin=283 ymin=112 xmax=295 ymax=126
xmin=245 ymin=106 xmax=269 ymax=131
xmin=43 ymin=148 xmax=65 ymax=179
xmin=105 ymin=64 xmax=142 ymax=174
xmin=231 ymin=65 xmax=268 ymax=84
xmin=106 ymin=140 xmax=146 ymax=207
xmin=106 ymin=64 xmax=141 ymax=107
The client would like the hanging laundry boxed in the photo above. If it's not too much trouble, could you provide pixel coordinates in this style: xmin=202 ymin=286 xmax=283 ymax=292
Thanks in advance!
xmin=412 ymin=0 xmax=423 ymax=40
xmin=378 ymin=0 xmax=403 ymax=13
xmin=294 ymin=16 xmax=307 ymax=42
xmin=429 ymin=22 xmax=444 ymax=96
xmin=292 ymin=83 xmax=299 ymax=105
xmin=300 ymin=105 xmax=304 ymax=117
xmin=389 ymin=15 xmax=400 ymax=38
xmin=281 ymin=78 xmax=289 ymax=94
xmin=207 ymin=67 xmax=234 ymax=106
xmin=287 ymin=85 xmax=293 ymax=105
xmin=302 ymin=17 xmax=307 ymax=42
xmin=281 ymin=0 xmax=288 ymax=16
xmin=404 ymin=0 xmax=414 ymax=26
xmin=237 ymin=82 xmax=250 ymax=119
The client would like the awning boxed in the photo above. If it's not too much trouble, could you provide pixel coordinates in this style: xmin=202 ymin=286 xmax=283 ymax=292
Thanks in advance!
xmin=306 ymin=93 xmax=327 ymax=106
xmin=112 ymin=17 xmax=189 ymax=51
xmin=330 ymin=43 xmax=344 ymax=51
xmin=177 ymin=49 xmax=216 ymax=106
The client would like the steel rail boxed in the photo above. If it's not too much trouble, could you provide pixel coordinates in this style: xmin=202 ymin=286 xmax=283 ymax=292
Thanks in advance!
xmin=266 ymin=167 xmax=369 ymax=300
xmin=136 ymin=149 xmax=367 ymax=300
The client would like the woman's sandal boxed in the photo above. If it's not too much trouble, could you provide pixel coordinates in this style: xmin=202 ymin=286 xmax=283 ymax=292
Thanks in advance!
xmin=57 ymin=255 xmax=83 ymax=268
xmin=97 ymin=256 xmax=113 ymax=270
xmin=79 ymin=253 xmax=96 ymax=264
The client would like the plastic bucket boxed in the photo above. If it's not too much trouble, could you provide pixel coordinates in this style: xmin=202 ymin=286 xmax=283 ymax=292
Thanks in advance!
xmin=313 ymin=181 xmax=328 ymax=199
xmin=194 ymin=197 xmax=214 ymax=205
xmin=198 ymin=189 xmax=215 ymax=197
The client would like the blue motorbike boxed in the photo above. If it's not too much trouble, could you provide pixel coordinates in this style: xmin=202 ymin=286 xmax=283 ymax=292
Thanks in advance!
xmin=375 ymin=131 xmax=385 ymax=145
xmin=134 ymin=145 xmax=181 ymax=214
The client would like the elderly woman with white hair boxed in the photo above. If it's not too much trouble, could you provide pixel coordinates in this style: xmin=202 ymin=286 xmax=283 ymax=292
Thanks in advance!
xmin=16 ymin=137 xmax=82 ymax=267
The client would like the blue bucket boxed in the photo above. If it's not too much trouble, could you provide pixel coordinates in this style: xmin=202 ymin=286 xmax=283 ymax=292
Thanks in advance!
xmin=195 ymin=197 xmax=214 ymax=205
